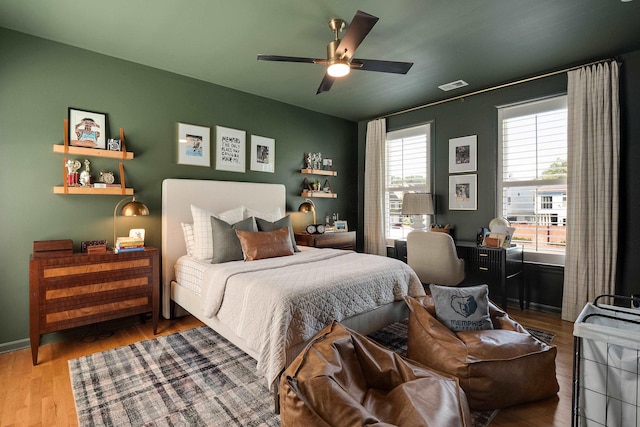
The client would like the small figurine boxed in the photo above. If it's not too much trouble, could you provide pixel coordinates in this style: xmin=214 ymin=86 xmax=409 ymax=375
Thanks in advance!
xmin=65 ymin=159 xmax=81 ymax=186
xmin=79 ymin=159 xmax=91 ymax=187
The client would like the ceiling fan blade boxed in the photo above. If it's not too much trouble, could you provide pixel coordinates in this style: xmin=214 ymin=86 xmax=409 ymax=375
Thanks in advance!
xmin=334 ymin=10 xmax=378 ymax=61
xmin=351 ymin=58 xmax=414 ymax=74
xmin=257 ymin=54 xmax=321 ymax=64
xmin=316 ymin=75 xmax=335 ymax=94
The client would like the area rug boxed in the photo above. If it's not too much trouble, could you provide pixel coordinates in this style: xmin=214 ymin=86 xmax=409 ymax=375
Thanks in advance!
xmin=526 ymin=327 xmax=555 ymax=344
xmin=70 ymin=322 xmax=498 ymax=427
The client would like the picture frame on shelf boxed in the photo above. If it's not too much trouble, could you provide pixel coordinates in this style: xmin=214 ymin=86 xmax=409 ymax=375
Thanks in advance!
xmin=216 ymin=126 xmax=246 ymax=173
xmin=69 ymin=108 xmax=107 ymax=150
xmin=177 ymin=122 xmax=210 ymax=167
xmin=449 ymin=174 xmax=477 ymax=210
xmin=449 ymin=135 xmax=477 ymax=173
xmin=334 ymin=220 xmax=348 ymax=232
xmin=250 ymin=135 xmax=275 ymax=173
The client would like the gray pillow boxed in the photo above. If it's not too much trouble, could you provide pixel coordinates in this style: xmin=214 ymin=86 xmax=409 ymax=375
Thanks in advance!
xmin=210 ymin=216 xmax=257 ymax=263
xmin=255 ymin=215 xmax=300 ymax=252
xmin=429 ymin=284 xmax=493 ymax=332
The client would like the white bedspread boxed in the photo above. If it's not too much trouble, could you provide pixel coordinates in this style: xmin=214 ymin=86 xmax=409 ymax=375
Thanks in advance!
xmin=200 ymin=248 xmax=425 ymax=388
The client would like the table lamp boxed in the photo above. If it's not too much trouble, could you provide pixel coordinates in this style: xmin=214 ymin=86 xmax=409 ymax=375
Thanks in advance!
xmin=113 ymin=196 xmax=149 ymax=248
xmin=298 ymin=198 xmax=316 ymax=224
xmin=401 ymin=193 xmax=434 ymax=231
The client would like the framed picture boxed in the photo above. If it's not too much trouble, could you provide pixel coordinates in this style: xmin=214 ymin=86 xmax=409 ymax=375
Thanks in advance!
xmin=334 ymin=220 xmax=348 ymax=232
xmin=449 ymin=135 xmax=477 ymax=173
xmin=177 ymin=123 xmax=210 ymax=167
xmin=69 ymin=108 xmax=107 ymax=150
xmin=449 ymin=174 xmax=477 ymax=210
xmin=250 ymin=135 xmax=275 ymax=173
xmin=216 ymin=126 xmax=246 ymax=173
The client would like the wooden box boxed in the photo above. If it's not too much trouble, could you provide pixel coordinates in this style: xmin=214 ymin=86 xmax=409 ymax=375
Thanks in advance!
xmin=32 ymin=239 xmax=73 ymax=258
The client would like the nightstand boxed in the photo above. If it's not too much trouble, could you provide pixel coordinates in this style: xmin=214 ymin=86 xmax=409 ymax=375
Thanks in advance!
xmin=29 ymin=246 xmax=159 ymax=365
xmin=295 ymin=231 xmax=356 ymax=250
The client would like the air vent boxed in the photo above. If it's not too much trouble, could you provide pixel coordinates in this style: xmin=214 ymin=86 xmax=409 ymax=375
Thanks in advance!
xmin=438 ymin=80 xmax=469 ymax=91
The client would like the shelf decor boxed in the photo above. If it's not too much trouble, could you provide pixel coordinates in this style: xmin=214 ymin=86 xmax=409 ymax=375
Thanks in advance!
xmin=177 ymin=122 xmax=210 ymax=167
xmin=216 ymin=126 xmax=246 ymax=173
xmin=449 ymin=174 xmax=477 ymax=210
xmin=69 ymin=108 xmax=107 ymax=150
xmin=449 ymin=135 xmax=477 ymax=173
xmin=54 ymin=119 xmax=134 ymax=195
xmin=250 ymin=135 xmax=275 ymax=173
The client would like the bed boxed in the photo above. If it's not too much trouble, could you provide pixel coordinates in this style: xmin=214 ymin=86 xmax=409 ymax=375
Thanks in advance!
xmin=161 ymin=178 xmax=425 ymax=391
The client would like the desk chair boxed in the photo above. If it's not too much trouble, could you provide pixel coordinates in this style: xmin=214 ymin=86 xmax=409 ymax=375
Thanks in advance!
xmin=407 ymin=231 xmax=465 ymax=286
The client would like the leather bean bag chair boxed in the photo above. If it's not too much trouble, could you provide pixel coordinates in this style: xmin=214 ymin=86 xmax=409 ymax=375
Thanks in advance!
xmin=405 ymin=295 xmax=559 ymax=410
xmin=280 ymin=321 xmax=472 ymax=427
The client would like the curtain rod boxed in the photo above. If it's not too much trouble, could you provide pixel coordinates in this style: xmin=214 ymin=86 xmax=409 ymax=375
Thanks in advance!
xmin=374 ymin=58 xmax=616 ymax=121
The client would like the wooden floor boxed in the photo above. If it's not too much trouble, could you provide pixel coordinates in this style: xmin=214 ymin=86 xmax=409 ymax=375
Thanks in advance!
xmin=0 ymin=306 xmax=575 ymax=426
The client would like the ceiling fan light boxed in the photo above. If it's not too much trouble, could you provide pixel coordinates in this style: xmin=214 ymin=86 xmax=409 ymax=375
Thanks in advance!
xmin=327 ymin=61 xmax=350 ymax=77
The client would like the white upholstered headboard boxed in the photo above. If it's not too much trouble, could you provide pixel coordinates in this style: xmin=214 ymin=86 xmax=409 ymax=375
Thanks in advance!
xmin=161 ymin=178 xmax=286 ymax=298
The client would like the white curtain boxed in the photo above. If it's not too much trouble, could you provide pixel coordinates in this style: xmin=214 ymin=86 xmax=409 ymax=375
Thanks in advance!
xmin=364 ymin=118 xmax=387 ymax=255
xmin=562 ymin=61 xmax=619 ymax=322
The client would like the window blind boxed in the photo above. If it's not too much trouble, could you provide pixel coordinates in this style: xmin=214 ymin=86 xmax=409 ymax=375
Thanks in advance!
xmin=498 ymin=96 xmax=567 ymax=260
xmin=385 ymin=124 xmax=430 ymax=239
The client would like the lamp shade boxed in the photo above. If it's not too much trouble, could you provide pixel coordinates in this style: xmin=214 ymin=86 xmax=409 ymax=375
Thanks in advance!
xmin=120 ymin=200 xmax=150 ymax=217
xmin=401 ymin=193 xmax=434 ymax=215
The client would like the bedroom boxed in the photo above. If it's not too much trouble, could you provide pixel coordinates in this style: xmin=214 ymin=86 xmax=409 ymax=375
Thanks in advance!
xmin=1 ymin=1 xmax=640 ymax=425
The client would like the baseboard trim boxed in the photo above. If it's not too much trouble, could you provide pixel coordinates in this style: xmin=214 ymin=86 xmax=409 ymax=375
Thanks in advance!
xmin=0 ymin=338 xmax=30 ymax=354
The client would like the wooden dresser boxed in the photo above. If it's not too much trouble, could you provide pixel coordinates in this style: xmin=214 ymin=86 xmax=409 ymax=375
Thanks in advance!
xmin=29 ymin=246 xmax=159 ymax=365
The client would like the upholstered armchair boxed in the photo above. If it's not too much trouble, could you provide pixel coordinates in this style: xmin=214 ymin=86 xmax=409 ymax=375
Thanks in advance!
xmin=404 ymin=295 xmax=559 ymax=410
xmin=407 ymin=231 xmax=465 ymax=286
xmin=280 ymin=322 xmax=472 ymax=427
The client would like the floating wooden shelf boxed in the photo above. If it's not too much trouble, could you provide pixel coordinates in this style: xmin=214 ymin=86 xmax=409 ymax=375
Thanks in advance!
xmin=53 ymin=144 xmax=133 ymax=160
xmin=301 ymin=190 xmax=337 ymax=198
xmin=300 ymin=168 xmax=337 ymax=176
xmin=54 ymin=120 xmax=135 ymax=195
xmin=53 ymin=186 xmax=134 ymax=195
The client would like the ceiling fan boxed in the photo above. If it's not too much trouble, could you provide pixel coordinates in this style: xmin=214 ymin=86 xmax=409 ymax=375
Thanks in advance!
xmin=257 ymin=10 xmax=414 ymax=94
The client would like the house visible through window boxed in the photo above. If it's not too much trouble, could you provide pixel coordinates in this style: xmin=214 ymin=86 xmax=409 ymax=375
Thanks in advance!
xmin=498 ymin=95 xmax=567 ymax=263
xmin=385 ymin=124 xmax=431 ymax=240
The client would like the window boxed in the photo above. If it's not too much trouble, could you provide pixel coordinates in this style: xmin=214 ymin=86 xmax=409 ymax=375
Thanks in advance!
xmin=385 ymin=124 xmax=431 ymax=240
xmin=498 ymin=96 xmax=567 ymax=264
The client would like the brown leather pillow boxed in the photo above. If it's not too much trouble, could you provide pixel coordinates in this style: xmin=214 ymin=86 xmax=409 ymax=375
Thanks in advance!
xmin=235 ymin=226 xmax=294 ymax=261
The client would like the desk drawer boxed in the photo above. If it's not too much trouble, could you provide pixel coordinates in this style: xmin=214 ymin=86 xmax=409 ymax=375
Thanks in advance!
xmin=472 ymin=249 xmax=501 ymax=273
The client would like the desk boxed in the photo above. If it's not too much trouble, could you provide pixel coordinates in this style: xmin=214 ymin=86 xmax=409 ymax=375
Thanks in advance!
xmin=393 ymin=239 xmax=524 ymax=311
xmin=455 ymin=241 xmax=524 ymax=311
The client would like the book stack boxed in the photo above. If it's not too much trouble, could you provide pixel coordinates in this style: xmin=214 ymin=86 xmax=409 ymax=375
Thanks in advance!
xmin=115 ymin=237 xmax=145 ymax=253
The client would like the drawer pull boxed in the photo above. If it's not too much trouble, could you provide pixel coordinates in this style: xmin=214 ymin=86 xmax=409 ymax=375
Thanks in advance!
xmin=479 ymin=267 xmax=489 ymax=271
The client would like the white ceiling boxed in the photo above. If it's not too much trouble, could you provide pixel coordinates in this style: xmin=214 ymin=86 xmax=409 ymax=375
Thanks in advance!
xmin=1 ymin=0 xmax=639 ymax=122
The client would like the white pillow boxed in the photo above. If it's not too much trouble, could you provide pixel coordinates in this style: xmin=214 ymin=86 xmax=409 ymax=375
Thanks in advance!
xmin=244 ymin=206 xmax=283 ymax=222
xmin=190 ymin=205 xmax=245 ymax=260
xmin=181 ymin=222 xmax=195 ymax=257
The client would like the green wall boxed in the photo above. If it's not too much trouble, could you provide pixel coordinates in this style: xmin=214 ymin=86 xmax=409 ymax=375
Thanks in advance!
xmin=0 ymin=28 xmax=357 ymax=347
